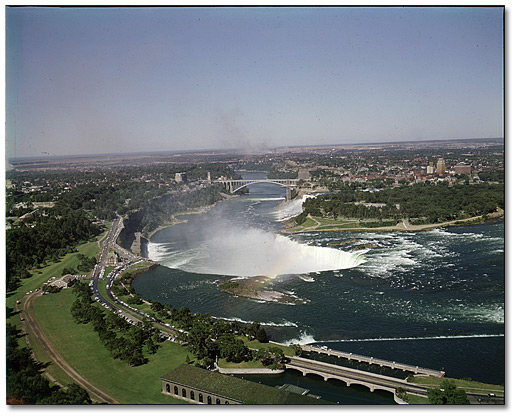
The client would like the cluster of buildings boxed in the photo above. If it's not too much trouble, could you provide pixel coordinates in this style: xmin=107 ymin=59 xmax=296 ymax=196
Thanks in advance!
xmin=426 ymin=158 xmax=472 ymax=176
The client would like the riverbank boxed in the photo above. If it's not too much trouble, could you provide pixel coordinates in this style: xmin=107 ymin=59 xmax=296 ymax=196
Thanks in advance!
xmin=282 ymin=208 xmax=504 ymax=234
xmin=142 ymin=192 xmax=235 ymax=242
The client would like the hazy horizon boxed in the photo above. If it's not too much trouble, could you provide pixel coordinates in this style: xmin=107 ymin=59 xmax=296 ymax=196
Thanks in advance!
xmin=5 ymin=6 xmax=504 ymax=160
xmin=6 ymin=136 xmax=505 ymax=162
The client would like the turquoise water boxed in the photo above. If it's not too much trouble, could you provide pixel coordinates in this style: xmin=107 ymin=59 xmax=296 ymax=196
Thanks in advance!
xmin=133 ymin=172 xmax=505 ymax=401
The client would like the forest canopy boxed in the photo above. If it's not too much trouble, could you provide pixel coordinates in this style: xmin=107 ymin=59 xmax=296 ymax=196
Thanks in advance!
xmin=302 ymin=182 xmax=504 ymax=224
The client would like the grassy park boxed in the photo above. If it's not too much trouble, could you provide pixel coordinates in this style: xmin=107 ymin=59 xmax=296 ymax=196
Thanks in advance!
xmin=7 ymin=236 xmax=102 ymax=306
xmin=408 ymin=375 xmax=504 ymax=397
xmin=284 ymin=215 xmax=393 ymax=233
xmin=7 ymin=233 xmax=190 ymax=404
xmin=31 ymin=288 xmax=191 ymax=404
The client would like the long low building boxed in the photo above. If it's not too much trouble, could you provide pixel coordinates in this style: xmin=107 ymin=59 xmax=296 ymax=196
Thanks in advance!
xmin=161 ymin=364 xmax=331 ymax=405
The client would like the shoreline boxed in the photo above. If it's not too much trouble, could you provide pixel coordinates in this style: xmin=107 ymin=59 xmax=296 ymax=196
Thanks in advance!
xmin=281 ymin=210 xmax=504 ymax=235
xmin=218 ymin=277 xmax=307 ymax=305
xmin=142 ymin=192 xmax=236 ymax=242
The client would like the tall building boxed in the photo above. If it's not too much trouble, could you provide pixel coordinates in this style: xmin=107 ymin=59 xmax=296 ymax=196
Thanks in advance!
xmin=175 ymin=172 xmax=187 ymax=183
xmin=427 ymin=162 xmax=435 ymax=174
xmin=436 ymin=158 xmax=446 ymax=175
xmin=454 ymin=163 xmax=472 ymax=175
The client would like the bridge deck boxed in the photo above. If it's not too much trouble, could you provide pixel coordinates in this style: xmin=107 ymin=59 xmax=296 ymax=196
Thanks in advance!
xmin=301 ymin=344 xmax=444 ymax=378
xmin=286 ymin=356 xmax=429 ymax=396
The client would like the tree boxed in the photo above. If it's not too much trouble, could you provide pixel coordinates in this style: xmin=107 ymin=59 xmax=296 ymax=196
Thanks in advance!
xmin=427 ymin=380 xmax=469 ymax=404
xmin=256 ymin=327 xmax=268 ymax=343
xmin=218 ymin=335 xmax=250 ymax=363
xmin=40 ymin=383 xmax=92 ymax=404
xmin=290 ymin=344 xmax=302 ymax=356
xmin=6 ymin=324 xmax=91 ymax=404
xmin=248 ymin=321 xmax=261 ymax=340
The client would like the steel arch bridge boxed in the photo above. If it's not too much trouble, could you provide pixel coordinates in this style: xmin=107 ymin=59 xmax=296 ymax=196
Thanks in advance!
xmin=216 ymin=179 xmax=299 ymax=198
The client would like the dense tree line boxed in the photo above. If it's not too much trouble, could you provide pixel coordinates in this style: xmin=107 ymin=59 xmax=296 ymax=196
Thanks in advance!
xmin=426 ymin=380 xmax=469 ymax=404
xmin=6 ymin=209 xmax=101 ymax=292
xmin=267 ymin=170 xmax=298 ymax=179
xmin=144 ymin=301 xmax=282 ymax=369
xmin=6 ymin=324 xmax=92 ymax=404
xmin=478 ymin=169 xmax=504 ymax=183
xmin=70 ymin=283 xmax=161 ymax=366
xmin=300 ymin=182 xmax=504 ymax=225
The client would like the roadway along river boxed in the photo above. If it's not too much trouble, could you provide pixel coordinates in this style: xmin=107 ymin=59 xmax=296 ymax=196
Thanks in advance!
xmin=133 ymin=171 xmax=505 ymax=403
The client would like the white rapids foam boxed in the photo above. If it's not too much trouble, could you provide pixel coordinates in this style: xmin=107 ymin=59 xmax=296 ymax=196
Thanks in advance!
xmin=216 ymin=316 xmax=298 ymax=328
xmin=274 ymin=194 xmax=314 ymax=221
xmin=156 ymin=228 xmax=365 ymax=277
xmin=282 ymin=331 xmax=316 ymax=346
xmin=320 ymin=333 xmax=504 ymax=343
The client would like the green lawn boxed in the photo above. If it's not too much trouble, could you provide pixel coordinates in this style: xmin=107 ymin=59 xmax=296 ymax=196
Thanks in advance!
xmin=31 ymin=288 xmax=192 ymax=404
xmin=7 ymin=232 xmax=192 ymax=404
xmin=407 ymin=394 xmax=430 ymax=404
xmin=7 ymin=236 xmax=105 ymax=327
xmin=408 ymin=376 xmax=504 ymax=396
xmin=240 ymin=337 xmax=296 ymax=356
xmin=217 ymin=359 xmax=265 ymax=369
xmin=316 ymin=222 xmax=360 ymax=230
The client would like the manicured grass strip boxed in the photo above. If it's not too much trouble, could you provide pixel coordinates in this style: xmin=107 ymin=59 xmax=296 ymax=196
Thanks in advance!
xmin=217 ymin=359 xmax=265 ymax=369
xmin=316 ymin=223 xmax=359 ymax=230
xmin=31 ymin=289 xmax=192 ymax=404
xmin=300 ymin=217 xmax=319 ymax=228
xmin=407 ymin=394 xmax=430 ymax=404
xmin=23 ymin=315 xmax=79 ymax=389
xmin=7 ymin=236 xmax=103 ymax=309
xmin=240 ymin=337 xmax=296 ymax=357
xmin=118 ymin=295 xmax=154 ymax=314
xmin=409 ymin=376 xmax=504 ymax=396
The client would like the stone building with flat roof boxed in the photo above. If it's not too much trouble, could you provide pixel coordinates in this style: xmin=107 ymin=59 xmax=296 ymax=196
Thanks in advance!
xmin=453 ymin=163 xmax=472 ymax=175
xmin=161 ymin=364 xmax=331 ymax=405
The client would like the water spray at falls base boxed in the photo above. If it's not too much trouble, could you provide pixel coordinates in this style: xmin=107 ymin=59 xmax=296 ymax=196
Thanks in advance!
xmin=150 ymin=227 xmax=366 ymax=277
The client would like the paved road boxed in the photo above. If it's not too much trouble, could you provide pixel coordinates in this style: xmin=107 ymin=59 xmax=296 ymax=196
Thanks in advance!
xmin=91 ymin=217 xmax=181 ymax=342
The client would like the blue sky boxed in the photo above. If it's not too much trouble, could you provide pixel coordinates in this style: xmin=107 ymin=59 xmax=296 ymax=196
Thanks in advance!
xmin=5 ymin=6 xmax=504 ymax=158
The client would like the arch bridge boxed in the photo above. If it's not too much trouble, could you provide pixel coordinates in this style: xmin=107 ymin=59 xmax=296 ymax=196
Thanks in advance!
xmin=285 ymin=357 xmax=428 ymax=397
xmin=216 ymin=179 xmax=299 ymax=199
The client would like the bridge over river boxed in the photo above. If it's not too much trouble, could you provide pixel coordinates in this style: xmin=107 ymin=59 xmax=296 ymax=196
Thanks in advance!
xmin=286 ymin=356 xmax=429 ymax=397
xmin=215 ymin=179 xmax=299 ymax=199
xmin=301 ymin=344 xmax=445 ymax=378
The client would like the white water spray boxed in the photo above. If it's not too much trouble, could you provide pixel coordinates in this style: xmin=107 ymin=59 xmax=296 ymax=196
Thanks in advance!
xmin=274 ymin=194 xmax=314 ymax=221
xmin=153 ymin=227 xmax=365 ymax=277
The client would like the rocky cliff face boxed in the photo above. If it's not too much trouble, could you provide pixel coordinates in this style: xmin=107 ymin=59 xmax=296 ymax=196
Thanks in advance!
xmin=119 ymin=210 xmax=145 ymax=251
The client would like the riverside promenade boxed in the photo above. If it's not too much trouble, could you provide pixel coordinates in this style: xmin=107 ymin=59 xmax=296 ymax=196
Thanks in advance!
xmin=300 ymin=344 xmax=445 ymax=378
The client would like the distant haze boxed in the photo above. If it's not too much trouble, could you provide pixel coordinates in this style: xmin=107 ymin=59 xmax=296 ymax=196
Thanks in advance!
xmin=5 ymin=6 xmax=504 ymax=159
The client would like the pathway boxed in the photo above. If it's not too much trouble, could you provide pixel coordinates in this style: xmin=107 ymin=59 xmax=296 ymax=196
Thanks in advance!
xmin=23 ymin=290 xmax=119 ymax=404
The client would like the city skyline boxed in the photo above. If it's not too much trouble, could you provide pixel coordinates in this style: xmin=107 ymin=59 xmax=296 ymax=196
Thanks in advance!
xmin=5 ymin=5 xmax=504 ymax=159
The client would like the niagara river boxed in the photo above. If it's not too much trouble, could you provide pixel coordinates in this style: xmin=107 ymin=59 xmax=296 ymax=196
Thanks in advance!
xmin=133 ymin=171 xmax=504 ymax=404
